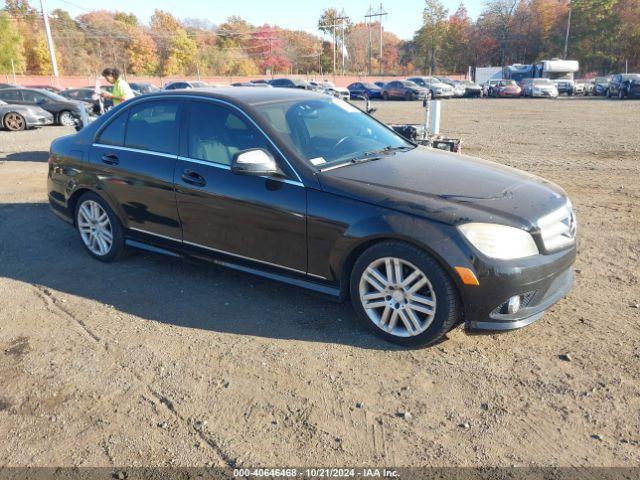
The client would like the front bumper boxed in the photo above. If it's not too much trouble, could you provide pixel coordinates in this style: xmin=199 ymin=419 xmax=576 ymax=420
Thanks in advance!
xmin=461 ymin=244 xmax=576 ymax=332
xmin=27 ymin=114 xmax=54 ymax=127
xmin=532 ymin=90 xmax=558 ymax=98
xmin=468 ymin=267 xmax=573 ymax=331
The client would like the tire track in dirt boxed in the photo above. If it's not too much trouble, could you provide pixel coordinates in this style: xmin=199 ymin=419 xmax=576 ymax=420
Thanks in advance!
xmin=29 ymin=283 xmax=236 ymax=468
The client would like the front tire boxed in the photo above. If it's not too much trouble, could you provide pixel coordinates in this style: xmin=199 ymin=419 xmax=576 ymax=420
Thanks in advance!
xmin=350 ymin=241 xmax=461 ymax=347
xmin=3 ymin=112 xmax=26 ymax=131
xmin=74 ymin=193 xmax=125 ymax=262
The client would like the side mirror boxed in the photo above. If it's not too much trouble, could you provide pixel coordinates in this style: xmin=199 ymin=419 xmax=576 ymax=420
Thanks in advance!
xmin=231 ymin=148 xmax=280 ymax=177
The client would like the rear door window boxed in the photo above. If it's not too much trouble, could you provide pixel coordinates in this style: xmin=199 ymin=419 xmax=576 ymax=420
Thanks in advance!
xmin=124 ymin=101 xmax=179 ymax=154
xmin=21 ymin=90 xmax=47 ymax=104
xmin=97 ymin=112 xmax=127 ymax=146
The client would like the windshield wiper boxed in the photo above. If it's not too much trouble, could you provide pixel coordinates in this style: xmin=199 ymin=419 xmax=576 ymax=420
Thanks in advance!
xmin=319 ymin=146 xmax=413 ymax=172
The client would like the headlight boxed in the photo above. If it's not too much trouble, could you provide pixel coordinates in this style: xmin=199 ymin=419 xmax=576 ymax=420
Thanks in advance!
xmin=458 ymin=223 xmax=539 ymax=260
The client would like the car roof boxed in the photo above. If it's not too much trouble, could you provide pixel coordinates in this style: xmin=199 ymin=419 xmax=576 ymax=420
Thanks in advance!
xmin=131 ymin=87 xmax=328 ymax=107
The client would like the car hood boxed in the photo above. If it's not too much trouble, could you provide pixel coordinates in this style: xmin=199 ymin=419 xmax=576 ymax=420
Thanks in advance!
xmin=317 ymin=146 xmax=568 ymax=229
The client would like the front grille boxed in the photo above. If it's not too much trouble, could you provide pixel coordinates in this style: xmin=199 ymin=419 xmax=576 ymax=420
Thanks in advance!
xmin=537 ymin=201 xmax=577 ymax=251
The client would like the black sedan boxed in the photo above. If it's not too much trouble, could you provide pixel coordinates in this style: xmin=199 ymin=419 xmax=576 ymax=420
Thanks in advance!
xmin=269 ymin=78 xmax=311 ymax=89
xmin=47 ymin=88 xmax=576 ymax=347
xmin=60 ymin=88 xmax=112 ymax=114
xmin=0 ymin=87 xmax=85 ymax=126
xmin=164 ymin=81 xmax=209 ymax=90
xmin=347 ymin=82 xmax=382 ymax=99
xmin=381 ymin=80 xmax=429 ymax=100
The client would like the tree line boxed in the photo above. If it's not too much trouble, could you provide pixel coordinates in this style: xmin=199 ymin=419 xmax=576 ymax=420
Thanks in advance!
xmin=0 ymin=0 xmax=638 ymax=78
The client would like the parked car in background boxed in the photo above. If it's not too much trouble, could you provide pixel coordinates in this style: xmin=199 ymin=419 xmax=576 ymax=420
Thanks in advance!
xmin=48 ymin=88 xmax=576 ymax=347
xmin=0 ymin=83 xmax=20 ymax=89
xmin=573 ymin=79 xmax=594 ymax=96
xmin=164 ymin=81 xmax=210 ymax=90
xmin=436 ymin=77 xmax=466 ymax=97
xmin=381 ymin=80 xmax=429 ymax=100
xmin=347 ymin=82 xmax=383 ymax=99
xmin=231 ymin=82 xmax=271 ymax=87
xmin=457 ymin=80 xmax=483 ymax=97
xmin=520 ymin=78 xmax=558 ymax=98
xmin=308 ymin=81 xmax=350 ymax=101
xmin=491 ymin=80 xmax=522 ymax=98
xmin=482 ymin=79 xmax=502 ymax=96
xmin=374 ymin=81 xmax=386 ymax=88
xmin=407 ymin=76 xmax=454 ymax=98
xmin=250 ymin=79 xmax=270 ymax=85
xmin=594 ymin=76 xmax=611 ymax=96
xmin=0 ymin=99 xmax=53 ymax=131
xmin=60 ymin=88 xmax=112 ymax=115
xmin=128 ymin=82 xmax=160 ymax=94
xmin=269 ymin=78 xmax=311 ymax=89
xmin=0 ymin=87 xmax=86 ymax=126
xmin=25 ymin=84 xmax=63 ymax=93
xmin=608 ymin=73 xmax=640 ymax=99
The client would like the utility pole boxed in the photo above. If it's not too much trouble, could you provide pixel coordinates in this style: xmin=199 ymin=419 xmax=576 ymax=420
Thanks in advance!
xmin=563 ymin=0 xmax=572 ymax=60
xmin=365 ymin=4 xmax=387 ymax=76
xmin=320 ymin=14 xmax=348 ymax=80
xmin=40 ymin=0 xmax=59 ymax=77
xmin=340 ymin=9 xmax=347 ymax=76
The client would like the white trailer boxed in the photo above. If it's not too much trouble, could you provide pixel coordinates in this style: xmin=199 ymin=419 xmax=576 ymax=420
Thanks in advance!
xmin=474 ymin=66 xmax=503 ymax=86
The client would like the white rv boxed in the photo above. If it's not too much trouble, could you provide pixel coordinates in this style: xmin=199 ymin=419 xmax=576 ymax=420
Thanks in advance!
xmin=534 ymin=59 xmax=580 ymax=95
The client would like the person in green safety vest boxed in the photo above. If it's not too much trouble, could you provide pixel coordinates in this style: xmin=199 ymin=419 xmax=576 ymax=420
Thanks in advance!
xmin=100 ymin=68 xmax=134 ymax=107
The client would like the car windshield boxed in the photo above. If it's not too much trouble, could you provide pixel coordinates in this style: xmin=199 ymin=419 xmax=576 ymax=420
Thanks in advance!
xmin=401 ymin=81 xmax=419 ymax=87
xmin=533 ymin=79 xmax=553 ymax=85
xmin=622 ymin=74 xmax=640 ymax=81
xmin=253 ymin=97 xmax=414 ymax=168
xmin=502 ymin=81 xmax=517 ymax=86
xmin=361 ymin=82 xmax=378 ymax=88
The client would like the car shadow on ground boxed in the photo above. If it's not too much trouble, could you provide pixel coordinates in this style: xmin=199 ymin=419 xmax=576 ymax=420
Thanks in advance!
xmin=1 ymin=151 xmax=49 ymax=162
xmin=0 ymin=202 xmax=404 ymax=350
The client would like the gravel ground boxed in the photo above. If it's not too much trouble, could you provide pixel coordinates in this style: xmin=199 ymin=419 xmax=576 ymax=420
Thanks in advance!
xmin=0 ymin=97 xmax=638 ymax=468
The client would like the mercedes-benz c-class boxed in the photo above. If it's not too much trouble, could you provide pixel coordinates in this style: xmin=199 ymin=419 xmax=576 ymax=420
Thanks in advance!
xmin=48 ymin=88 xmax=576 ymax=346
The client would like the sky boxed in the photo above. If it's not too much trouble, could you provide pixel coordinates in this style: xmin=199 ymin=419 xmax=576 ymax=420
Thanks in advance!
xmin=35 ymin=0 xmax=485 ymax=40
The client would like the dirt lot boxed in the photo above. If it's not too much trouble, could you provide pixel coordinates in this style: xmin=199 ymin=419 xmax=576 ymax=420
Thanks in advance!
xmin=0 ymin=97 xmax=638 ymax=468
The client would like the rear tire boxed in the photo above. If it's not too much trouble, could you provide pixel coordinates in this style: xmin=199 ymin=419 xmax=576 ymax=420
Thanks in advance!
xmin=74 ymin=192 xmax=125 ymax=262
xmin=349 ymin=241 xmax=461 ymax=347
xmin=3 ymin=112 xmax=26 ymax=131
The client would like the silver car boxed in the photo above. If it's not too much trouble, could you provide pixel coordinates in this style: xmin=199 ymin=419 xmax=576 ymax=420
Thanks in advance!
xmin=520 ymin=78 xmax=559 ymax=98
xmin=407 ymin=76 xmax=454 ymax=98
xmin=0 ymin=100 xmax=54 ymax=131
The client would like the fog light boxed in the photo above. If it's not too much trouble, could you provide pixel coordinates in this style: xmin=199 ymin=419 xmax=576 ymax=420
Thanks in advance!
xmin=507 ymin=295 xmax=521 ymax=314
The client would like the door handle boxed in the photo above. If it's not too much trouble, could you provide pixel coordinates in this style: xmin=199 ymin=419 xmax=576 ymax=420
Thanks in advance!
xmin=101 ymin=153 xmax=119 ymax=165
xmin=181 ymin=169 xmax=206 ymax=187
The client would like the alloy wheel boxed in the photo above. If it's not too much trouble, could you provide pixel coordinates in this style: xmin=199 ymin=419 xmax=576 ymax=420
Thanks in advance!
xmin=77 ymin=200 xmax=113 ymax=256
xmin=358 ymin=257 xmax=437 ymax=337
xmin=4 ymin=113 xmax=25 ymax=131
xmin=59 ymin=111 xmax=75 ymax=127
